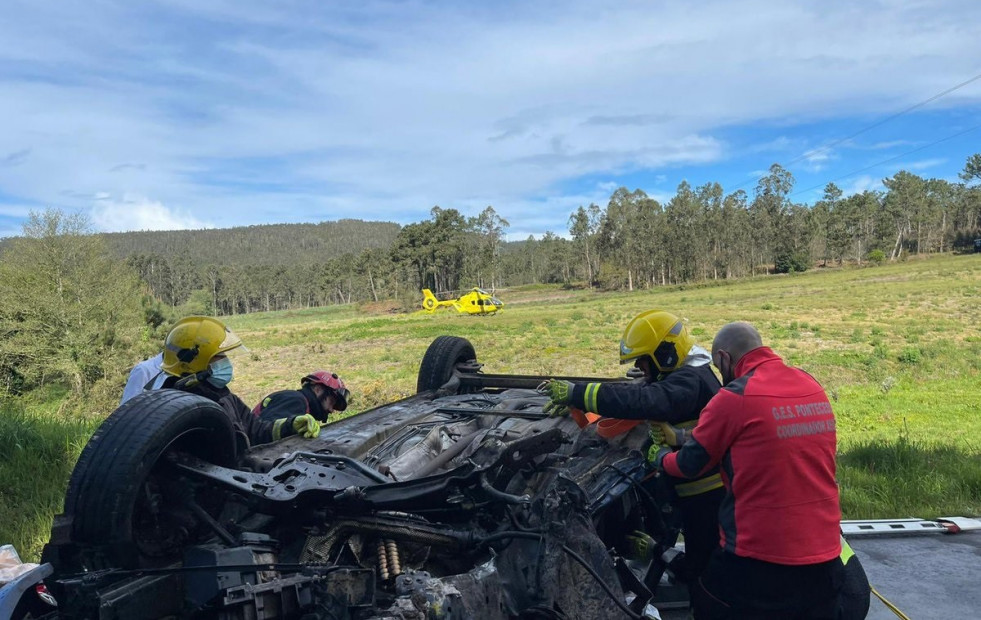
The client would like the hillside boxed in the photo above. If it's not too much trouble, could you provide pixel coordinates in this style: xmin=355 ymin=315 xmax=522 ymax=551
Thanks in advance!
xmin=100 ymin=219 xmax=401 ymax=266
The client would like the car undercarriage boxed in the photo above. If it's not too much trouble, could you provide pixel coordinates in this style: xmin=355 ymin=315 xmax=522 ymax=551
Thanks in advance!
xmin=32 ymin=336 xmax=685 ymax=619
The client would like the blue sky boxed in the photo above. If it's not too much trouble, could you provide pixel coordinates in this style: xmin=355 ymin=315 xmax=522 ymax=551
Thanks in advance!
xmin=1 ymin=0 xmax=980 ymax=239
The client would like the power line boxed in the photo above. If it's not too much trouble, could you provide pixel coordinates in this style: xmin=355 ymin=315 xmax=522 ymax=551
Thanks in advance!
xmin=791 ymin=121 xmax=981 ymax=197
xmin=786 ymin=71 xmax=981 ymax=166
xmin=729 ymin=69 xmax=981 ymax=193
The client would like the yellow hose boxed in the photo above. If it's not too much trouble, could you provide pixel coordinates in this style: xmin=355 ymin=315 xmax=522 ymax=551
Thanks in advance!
xmin=870 ymin=585 xmax=912 ymax=620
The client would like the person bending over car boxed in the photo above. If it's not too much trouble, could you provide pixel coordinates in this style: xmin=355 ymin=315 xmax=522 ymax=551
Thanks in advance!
xmin=655 ymin=322 xmax=842 ymax=619
xmin=158 ymin=316 xmax=322 ymax=449
xmin=541 ymin=309 xmax=724 ymax=588
xmin=253 ymin=370 xmax=350 ymax=424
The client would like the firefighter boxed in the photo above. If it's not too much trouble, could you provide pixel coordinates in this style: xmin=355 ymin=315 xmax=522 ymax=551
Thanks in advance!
xmin=253 ymin=370 xmax=350 ymax=424
xmin=540 ymin=310 xmax=724 ymax=587
xmin=158 ymin=316 xmax=321 ymax=449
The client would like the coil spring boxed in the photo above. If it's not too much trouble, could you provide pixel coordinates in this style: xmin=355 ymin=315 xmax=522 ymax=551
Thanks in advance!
xmin=376 ymin=539 xmax=389 ymax=580
xmin=386 ymin=539 xmax=401 ymax=577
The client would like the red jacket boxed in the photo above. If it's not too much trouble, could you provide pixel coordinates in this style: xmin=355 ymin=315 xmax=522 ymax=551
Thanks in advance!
xmin=662 ymin=347 xmax=840 ymax=565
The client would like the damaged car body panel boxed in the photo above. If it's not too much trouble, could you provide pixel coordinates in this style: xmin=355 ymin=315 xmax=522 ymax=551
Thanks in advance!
xmin=33 ymin=336 xmax=681 ymax=619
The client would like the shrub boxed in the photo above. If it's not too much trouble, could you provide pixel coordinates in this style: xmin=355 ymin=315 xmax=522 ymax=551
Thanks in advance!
xmin=774 ymin=251 xmax=810 ymax=274
xmin=867 ymin=249 xmax=886 ymax=264
xmin=899 ymin=347 xmax=922 ymax=365
xmin=0 ymin=210 xmax=146 ymax=397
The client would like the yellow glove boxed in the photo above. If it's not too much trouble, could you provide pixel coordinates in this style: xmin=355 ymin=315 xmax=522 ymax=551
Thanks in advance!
xmin=542 ymin=379 xmax=574 ymax=404
xmin=543 ymin=401 xmax=571 ymax=417
xmin=292 ymin=413 xmax=321 ymax=439
xmin=624 ymin=530 xmax=656 ymax=563
xmin=647 ymin=444 xmax=671 ymax=469
xmin=651 ymin=422 xmax=687 ymax=447
xmin=540 ymin=379 xmax=575 ymax=417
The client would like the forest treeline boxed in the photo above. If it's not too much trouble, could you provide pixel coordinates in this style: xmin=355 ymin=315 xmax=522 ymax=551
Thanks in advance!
xmin=1 ymin=155 xmax=980 ymax=399
xmin=105 ymin=154 xmax=981 ymax=315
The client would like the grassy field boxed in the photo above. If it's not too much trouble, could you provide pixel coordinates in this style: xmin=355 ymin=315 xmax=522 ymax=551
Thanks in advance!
xmin=3 ymin=253 xmax=981 ymax=561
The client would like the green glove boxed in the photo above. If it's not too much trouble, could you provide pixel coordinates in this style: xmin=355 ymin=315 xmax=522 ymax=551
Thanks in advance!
xmin=624 ymin=530 xmax=656 ymax=563
xmin=543 ymin=401 xmax=571 ymax=417
xmin=651 ymin=422 xmax=686 ymax=447
xmin=647 ymin=444 xmax=671 ymax=470
xmin=292 ymin=413 xmax=321 ymax=439
xmin=542 ymin=379 xmax=574 ymax=404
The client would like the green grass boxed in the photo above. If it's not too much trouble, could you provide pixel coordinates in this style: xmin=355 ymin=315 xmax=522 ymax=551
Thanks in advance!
xmin=4 ymin=253 xmax=981 ymax=560
xmin=0 ymin=387 xmax=102 ymax=562
xmin=839 ymin=438 xmax=981 ymax=518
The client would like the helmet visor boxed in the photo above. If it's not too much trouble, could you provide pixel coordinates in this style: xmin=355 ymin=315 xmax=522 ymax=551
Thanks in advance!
xmin=217 ymin=328 xmax=248 ymax=355
xmin=333 ymin=387 xmax=350 ymax=411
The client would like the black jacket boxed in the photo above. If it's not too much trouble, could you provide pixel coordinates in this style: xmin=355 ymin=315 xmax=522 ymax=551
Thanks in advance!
xmin=161 ymin=376 xmax=284 ymax=448
xmin=254 ymin=386 xmax=329 ymax=423
xmin=567 ymin=353 xmax=724 ymax=501
xmin=569 ymin=362 xmax=720 ymax=424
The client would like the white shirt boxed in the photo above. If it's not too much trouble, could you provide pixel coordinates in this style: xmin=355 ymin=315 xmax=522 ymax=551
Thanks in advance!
xmin=120 ymin=353 xmax=167 ymax=404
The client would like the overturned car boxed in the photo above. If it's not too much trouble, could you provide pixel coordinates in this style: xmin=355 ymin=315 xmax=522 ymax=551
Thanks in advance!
xmin=23 ymin=336 xmax=693 ymax=619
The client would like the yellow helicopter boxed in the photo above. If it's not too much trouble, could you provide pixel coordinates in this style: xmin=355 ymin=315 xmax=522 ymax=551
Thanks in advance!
xmin=421 ymin=288 xmax=504 ymax=315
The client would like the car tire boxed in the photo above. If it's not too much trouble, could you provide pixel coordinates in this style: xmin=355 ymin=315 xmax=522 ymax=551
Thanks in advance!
xmin=416 ymin=335 xmax=477 ymax=393
xmin=59 ymin=389 xmax=237 ymax=568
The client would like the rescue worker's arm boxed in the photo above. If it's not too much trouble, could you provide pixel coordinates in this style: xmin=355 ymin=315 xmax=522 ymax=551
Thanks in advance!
xmin=231 ymin=394 xmax=318 ymax=445
xmin=276 ymin=414 xmax=320 ymax=439
xmin=253 ymin=391 xmax=307 ymax=421
xmin=541 ymin=379 xmax=574 ymax=417
xmin=662 ymin=388 xmax=741 ymax=479
xmin=570 ymin=366 xmax=718 ymax=423
xmin=651 ymin=421 xmax=688 ymax=447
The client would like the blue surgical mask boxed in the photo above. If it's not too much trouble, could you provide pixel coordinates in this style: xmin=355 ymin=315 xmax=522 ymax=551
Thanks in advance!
xmin=207 ymin=357 xmax=234 ymax=388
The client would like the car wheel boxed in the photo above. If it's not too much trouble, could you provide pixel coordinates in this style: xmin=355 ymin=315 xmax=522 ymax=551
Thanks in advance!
xmin=416 ymin=335 xmax=477 ymax=393
xmin=55 ymin=390 xmax=237 ymax=570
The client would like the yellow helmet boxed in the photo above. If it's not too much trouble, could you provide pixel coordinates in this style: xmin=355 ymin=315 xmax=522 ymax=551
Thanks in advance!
xmin=161 ymin=316 xmax=245 ymax=376
xmin=619 ymin=310 xmax=694 ymax=373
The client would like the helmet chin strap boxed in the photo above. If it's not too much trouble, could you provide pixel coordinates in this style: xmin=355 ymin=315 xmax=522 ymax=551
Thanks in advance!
xmin=175 ymin=367 xmax=213 ymax=389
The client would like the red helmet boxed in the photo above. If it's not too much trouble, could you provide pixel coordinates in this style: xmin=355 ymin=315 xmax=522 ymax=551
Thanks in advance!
xmin=301 ymin=370 xmax=349 ymax=411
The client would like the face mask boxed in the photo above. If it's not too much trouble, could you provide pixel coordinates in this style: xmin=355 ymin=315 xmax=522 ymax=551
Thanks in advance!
xmin=206 ymin=357 xmax=234 ymax=388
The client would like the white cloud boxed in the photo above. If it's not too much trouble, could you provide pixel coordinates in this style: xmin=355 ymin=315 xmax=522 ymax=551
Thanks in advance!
xmin=864 ymin=140 xmax=917 ymax=150
xmin=904 ymin=158 xmax=947 ymax=171
xmin=0 ymin=204 xmax=34 ymax=219
xmin=749 ymin=136 xmax=799 ymax=154
xmin=0 ymin=0 xmax=978 ymax=234
xmin=841 ymin=175 xmax=884 ymax=196
xmin=802 ymin=148 xmax=835 ymax=172
xmin=90 ymin=195 xmax=214 ymax=232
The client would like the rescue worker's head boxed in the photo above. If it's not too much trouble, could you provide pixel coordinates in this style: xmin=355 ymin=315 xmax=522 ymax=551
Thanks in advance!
xmin=161 ymin=317 xmax=246 ymax=387
xmin=711 ymin=322 xmax=763 ymax=385
xmin=301 ymin=370 xmax=349 ymax=414
xmin=619 ymin=310 xmax=694 ymax=380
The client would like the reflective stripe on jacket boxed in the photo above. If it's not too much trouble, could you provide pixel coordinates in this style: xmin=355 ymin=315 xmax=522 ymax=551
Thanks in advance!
xmin=569 ymin=355 xmax=722 ymax=497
